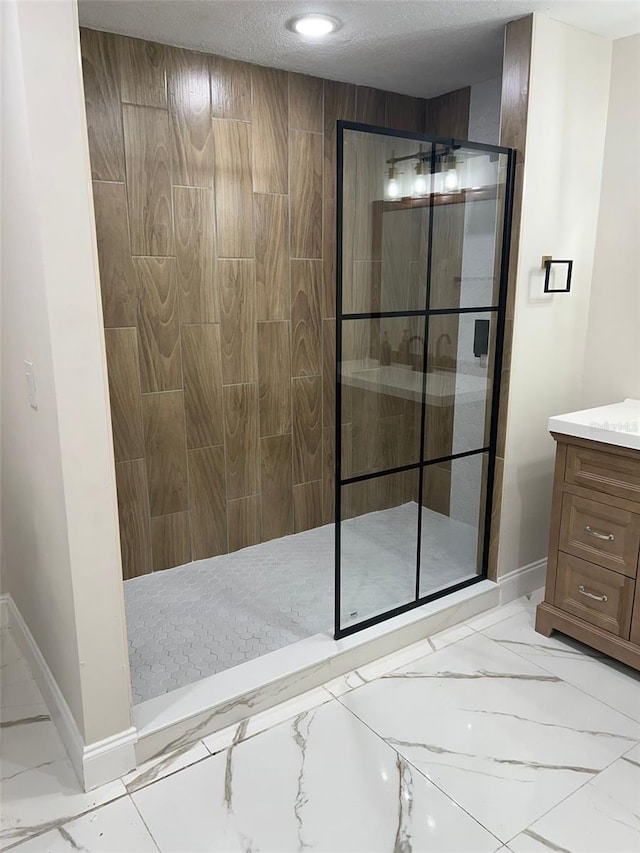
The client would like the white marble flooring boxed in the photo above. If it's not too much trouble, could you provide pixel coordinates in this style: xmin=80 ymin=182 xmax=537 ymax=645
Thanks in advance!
xmin=2 ymin=590 xmax=639 ymax=852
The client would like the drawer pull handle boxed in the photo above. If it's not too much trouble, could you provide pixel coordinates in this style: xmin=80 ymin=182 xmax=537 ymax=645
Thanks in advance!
xmin=578 ymin=585 xmax=608 ymax=603
xmin=584 ymin=525 xmax=614 ymax=542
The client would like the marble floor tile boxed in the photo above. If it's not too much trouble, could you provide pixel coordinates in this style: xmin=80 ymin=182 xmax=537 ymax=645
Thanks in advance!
xmin=339 ymin=632 xmax=640 ymax=842
xmin=202 ymin=686 xmax=332 ymax=755
xmin=122 ymin=739 xmax=210 ymax=793
xmin=464 ymin=589 xmax=544 ymax=634
xmin=481 ymin=607 xmax=640 ymax=722
xmin=134 ymin=699 xmax=501 ymax=853
xmin=6 ymin=797 xmax=158 ymax=852
xmin=509 ymin=743 xmax=640 ymax=853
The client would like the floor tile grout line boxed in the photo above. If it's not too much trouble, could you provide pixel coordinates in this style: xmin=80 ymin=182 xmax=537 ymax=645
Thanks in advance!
xmin=331 ymin=690 xmax=506 ymax=848
xmin=128 ymin=793 xmax=163 ymax=852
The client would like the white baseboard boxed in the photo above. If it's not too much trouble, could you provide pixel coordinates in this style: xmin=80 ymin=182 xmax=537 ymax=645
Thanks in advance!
xmin=497 ymin=558 xmax=547 ymax=605
xmin=2 ymin=593 xmax=137 ymax=791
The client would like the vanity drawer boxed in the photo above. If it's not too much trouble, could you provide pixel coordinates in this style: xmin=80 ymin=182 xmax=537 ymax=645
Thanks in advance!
xmin=559 ymin=494 xmax=640 ymax=578
xmin=565 ymin=445 xmax=640 ymax=504
xmin=554 ymin=552 xmax=634 ymax=638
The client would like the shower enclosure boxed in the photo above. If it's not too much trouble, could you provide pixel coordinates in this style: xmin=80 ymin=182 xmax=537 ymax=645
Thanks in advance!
xmin=335 ymin=121 xmax=515 ymax=638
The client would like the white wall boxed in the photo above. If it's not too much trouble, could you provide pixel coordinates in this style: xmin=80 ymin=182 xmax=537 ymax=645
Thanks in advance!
xmin=582 ymin=34 xmax=640 ymax=407
xmin=497 ymin=15 xmax=612 ymax=575
xmin=1 ymin=0 xmax=132 ymax=750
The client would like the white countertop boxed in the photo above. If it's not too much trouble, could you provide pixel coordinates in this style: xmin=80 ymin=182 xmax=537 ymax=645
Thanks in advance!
xmin=548 ymin=399 xmax=640 ymax=451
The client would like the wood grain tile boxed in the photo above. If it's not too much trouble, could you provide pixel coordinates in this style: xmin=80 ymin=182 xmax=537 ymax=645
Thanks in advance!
xmin=385 ymin=92 xmax=425 ymax=133
xmin=223 ymin=383 xmax=259 ymax=500
xmin=291 ymin=259 xmax=321 ymax=377
xmin=322 ymin=198 xmax=336 ymax=319
xmin=258 ymin=322 xmax=291 ymax=436
xmin=288 ymin=73 xmax=323 ymax=132
xmin=292 ymin=376 xmax=322 ymax=484
xmin=115 ymin=458 xmax=152 ymax=579
xmin=142 ymin=390 xmax=188 ymax=517
xmin=135 ymin=257 xmax=182 ymax=393
xmin=501 ymin=16 xmax=533 ymax=159
xmin=182 ymin=324 xmax=224 ymax=450
xmin=123 ymin=105 xmax=173 ymax=255
xmin=425 ymin=87 xmax=470 ymax=138
xmin=219 ymin=259 xmax=256 ymax=385
xmin=290 ymin=131 xmax=322 ymax=259
xmin=189 ymin=446 xmax=227 ymax=559
xmin=151 ymin=512 xmax=191 ymax=571
xmin=92 ymin=181 xmax=136 ymax=328
xmin=356 ymin=86 xmax=386 ymax=125
xmin=167 ymin=47 xmax=213 ymax=187
xmin=227 ymin=496 xmax=261 ymax=552
xmin=210 ymin=56 xmax=251 ymax=120
xmin=213 ymin=119 xmax=254 ymax=257
xmin=293 ymin=481 xmax=322 ymax=533
xmin=174 ymin=186 xmax=217 ymax=323
xmin=251 ymin=67 xmax=288 ymax=194
xmin=119 ymin=36 xmax=166 ymax=108
xmin=104 ymin=328 xmax=144 ymax=462
xmin=324 ymin=80 xmax=355 ymax=199
xmin=255 ymin=193 xmax=289 ymax=321
xmin=80 ymin=29 xmax=124 ymax=181
xmin=260 ymin=434 xmax=292 ymax=541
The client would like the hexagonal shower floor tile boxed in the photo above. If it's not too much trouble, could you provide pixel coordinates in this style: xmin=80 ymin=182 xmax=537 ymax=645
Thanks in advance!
xmin=125 ymin=503 xmax=478 ymax=703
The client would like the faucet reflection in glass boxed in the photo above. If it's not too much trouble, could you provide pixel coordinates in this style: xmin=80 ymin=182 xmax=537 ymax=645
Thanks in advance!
xmin=408 ymin=335 xmax=424 ymax=371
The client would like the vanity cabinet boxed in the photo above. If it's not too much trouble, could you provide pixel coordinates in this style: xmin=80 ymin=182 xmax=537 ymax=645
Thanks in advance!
xmin=536 ymin=433 xmax=640 ymax=671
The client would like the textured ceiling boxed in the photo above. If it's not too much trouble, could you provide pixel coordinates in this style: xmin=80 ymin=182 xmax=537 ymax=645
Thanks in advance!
xmin=78 ymin=1 xmax=640 ymax=98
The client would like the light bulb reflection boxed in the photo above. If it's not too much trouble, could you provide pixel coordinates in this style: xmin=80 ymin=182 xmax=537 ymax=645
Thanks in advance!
xmin=444 ymin=168 xmax=459 ymax=192
xmin=387 ymin=177 xmax=401 ymax=199
xmin=412 ymin=173 xmax=429 ymax=197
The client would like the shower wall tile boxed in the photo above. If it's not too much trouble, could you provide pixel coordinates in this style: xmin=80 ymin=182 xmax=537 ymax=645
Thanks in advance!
xmin=80 ymin=30 xmax=125 ymax=182
xmin=293 ymin=480 xmax=323 ymax=533
xmin=356 ymin=86 xmax=386 ymax=126
xmin=260 ymin=434 xmax=293 ymax=542
xmin=189 ymin=446 xmax=227 ymax=560
xmin=119 ymin=36 xmax=167 ymax=108
xmin=258 ymin=322 xmax=291 ymax=437
xmin=92 ymin=181 xmax=136 ymax=328
xmin=425 ymin=86 xmax=470 ymax=138
xmin=292 ymin=376 xmax=322 ymax=485
xmin=142 ymin=390 xmax=188 ymax=517
xmin=228 ymin=496 xmax=261 ymax=552
xmin=104 ymin=328 xmax=145 ymax=462
xmin=213 ymin=119 xmax=254 ymax=257
xmin=182 ymin=324 xmax=224 ymax=450
xmin=82 ymin=28 xmax=460 ymax=576
xmin=173 ymin=186 xmax=217 ymax=323
xmin=385 ymin=92 xmax=425 ymax=133
xmin=167 ymin=47 xmax=213 ymax=189
xmin=135 ymin=257 xmax=182 ymax=393
xmin=322 ymin=198 xmax=336 ymax=319
xmin=219 ymin=259 xmax=256 ymax=385
xmin=288 ymin=72 xmax=323 ymax=133
xmin=223 ymin=383 xmax=259 ymax=501
xmin=151 ymin=512 xmax=191 ymax=571
xmin=290 ymin=131 xmax=323 ymax=259
xmin=291 ymin=259 xmax=322 ymax=377
xmin=115 ymin=458 xmax=152 ymax=579
xmin=210 ymin=56 xmax=251 ymax=120
xmin=123 ymin=104 xmax=173 ymax=255
xmin=251 ymin=67 xmax=288 ymax=194
xmin=255 ymin=193 xmax=289 ymax=322
xmin=323 ymin=80 xmax=356 ymax=200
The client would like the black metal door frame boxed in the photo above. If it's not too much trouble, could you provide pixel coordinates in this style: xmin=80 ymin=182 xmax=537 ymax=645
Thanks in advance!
xmin=334 ymin=120 xmax=517 ymax=640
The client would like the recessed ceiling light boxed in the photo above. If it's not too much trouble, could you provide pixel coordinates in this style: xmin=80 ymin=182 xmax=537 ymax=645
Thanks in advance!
xmin=288 ymin=14 xmax=341 ymax=37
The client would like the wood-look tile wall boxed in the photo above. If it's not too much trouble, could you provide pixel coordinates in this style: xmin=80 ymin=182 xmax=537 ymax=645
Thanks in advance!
xmin=80 ymin=27 xmax=470 ymax=577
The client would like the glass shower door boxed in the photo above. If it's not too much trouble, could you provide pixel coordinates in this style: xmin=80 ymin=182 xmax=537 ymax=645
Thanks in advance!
xmin=335 ymin=122 xmax=515 ymax=638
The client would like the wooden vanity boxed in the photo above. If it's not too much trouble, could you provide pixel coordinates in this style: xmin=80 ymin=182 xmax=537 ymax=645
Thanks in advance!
xmin=536 ymin=400 xmax=640 ymax=671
